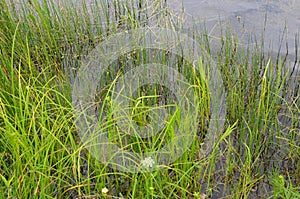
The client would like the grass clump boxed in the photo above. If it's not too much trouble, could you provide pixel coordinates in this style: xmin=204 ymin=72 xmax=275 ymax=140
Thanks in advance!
xmin=0 ymin=0 xmax=299 ymax=198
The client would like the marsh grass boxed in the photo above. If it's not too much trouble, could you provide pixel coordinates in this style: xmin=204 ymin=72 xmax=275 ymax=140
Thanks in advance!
xmin=0 ymin=0 xmax=299 ymax=198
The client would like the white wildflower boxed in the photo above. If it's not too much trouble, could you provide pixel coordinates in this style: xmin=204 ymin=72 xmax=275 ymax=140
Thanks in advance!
xmin=101 ymin=187 xmax=109 ymax=194
xmin=141 ymin=157 xmax=155 ymax=168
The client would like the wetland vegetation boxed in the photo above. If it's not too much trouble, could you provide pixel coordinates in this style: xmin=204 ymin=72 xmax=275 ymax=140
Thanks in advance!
xmin=0 ymin=0 xmax=299 ymax=198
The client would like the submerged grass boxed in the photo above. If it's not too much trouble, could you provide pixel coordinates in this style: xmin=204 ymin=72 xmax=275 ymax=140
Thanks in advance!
xmin=0 ymin=0 xmax=299 ymax=198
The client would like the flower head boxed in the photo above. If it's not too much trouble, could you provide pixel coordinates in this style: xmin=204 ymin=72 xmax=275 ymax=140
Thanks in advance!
xmin=141 ymin=157 xmax=155 ymax=168
xmin=102 ymin=187 xmax=109 ymax=194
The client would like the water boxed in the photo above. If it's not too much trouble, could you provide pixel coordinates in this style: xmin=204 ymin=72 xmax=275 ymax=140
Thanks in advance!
xmin=169 ymin=0 xmax=300 ymax=56
xmin=170 ymin=0 xmax=299 ymax=111
xmin=14 ymin=0 xmax=300 ymax=60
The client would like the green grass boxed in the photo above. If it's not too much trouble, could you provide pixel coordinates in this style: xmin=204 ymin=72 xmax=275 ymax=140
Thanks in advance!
xmin=0 ymin=0 xmax=299 ymax=198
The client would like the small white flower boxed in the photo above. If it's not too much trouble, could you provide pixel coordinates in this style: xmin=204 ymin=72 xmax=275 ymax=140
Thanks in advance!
xmin=101 ymin=187 xmax=109 ymax=194
xmin=141 ymin=157 xmax=155 ymax=168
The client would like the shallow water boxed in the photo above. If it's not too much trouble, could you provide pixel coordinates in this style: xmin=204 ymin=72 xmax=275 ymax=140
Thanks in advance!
xmin=169 ymin=0 xmax=300 ymax=55
xmin=14 ymin=0 xmax=300 ymax=60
